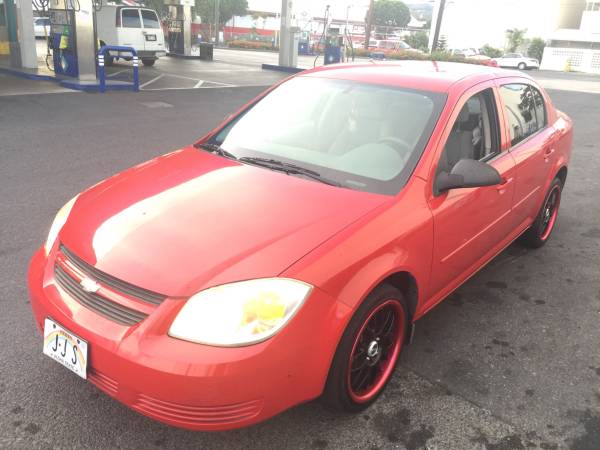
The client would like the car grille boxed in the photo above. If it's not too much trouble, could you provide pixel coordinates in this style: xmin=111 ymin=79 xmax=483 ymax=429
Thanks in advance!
xmin=60 ymin=245 xmax=166 ymax=306
xmin=54 ymin=264 xmax=148 ymax=326
xmin=132 ymin=394 xmax=264 ymax=426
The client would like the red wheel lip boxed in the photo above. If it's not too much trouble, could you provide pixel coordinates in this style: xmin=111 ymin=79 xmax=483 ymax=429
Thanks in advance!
xmin=346 ymin=299 xmax=405 ymax=404
xmin=540 ymin=185 xmax=561 ymax=241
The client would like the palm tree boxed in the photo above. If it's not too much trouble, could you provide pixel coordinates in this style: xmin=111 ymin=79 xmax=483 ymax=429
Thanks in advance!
xmin=506 ymin=28 xmax=527 ymax=53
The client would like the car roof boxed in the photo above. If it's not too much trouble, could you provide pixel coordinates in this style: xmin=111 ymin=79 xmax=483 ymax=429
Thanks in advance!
xmin=300 ymin=60 xmax=529 ymax=93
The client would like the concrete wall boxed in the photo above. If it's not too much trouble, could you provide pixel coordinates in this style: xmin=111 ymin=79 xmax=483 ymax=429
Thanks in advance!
xmin=540 ymin=46 xmax=600 ymax=73
xmin=580 ymin=10 xmax=600 ymax=31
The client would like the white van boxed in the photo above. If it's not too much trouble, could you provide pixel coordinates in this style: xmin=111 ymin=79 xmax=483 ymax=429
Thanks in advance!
xmin=96 ymin=5 xmax=166 ymax=66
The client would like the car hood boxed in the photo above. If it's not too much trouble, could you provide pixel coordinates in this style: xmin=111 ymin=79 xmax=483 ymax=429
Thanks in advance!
xmin=59 ymin=147 xmax=388 ymax=297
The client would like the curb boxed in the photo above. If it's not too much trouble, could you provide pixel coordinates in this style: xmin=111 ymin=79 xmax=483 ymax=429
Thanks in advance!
xmin=261 ymin=63 xmax=304 ymax=74
xmin=0 ymin=66 xmax=56 ymax=81
xmin=0 ymin=66 xmax=139 ymax=93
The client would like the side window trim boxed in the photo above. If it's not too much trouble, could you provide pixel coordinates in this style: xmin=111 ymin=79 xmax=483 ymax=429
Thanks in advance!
xmin=480 ymin=88 xmax=502 ymax=161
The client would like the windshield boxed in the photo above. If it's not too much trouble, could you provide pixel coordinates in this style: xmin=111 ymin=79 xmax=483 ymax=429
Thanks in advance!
xmin=210 ymin=77 xmax=446 ymax=195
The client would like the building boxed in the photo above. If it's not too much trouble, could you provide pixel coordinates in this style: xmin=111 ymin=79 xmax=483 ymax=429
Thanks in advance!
xmin=432 ymin=0 xmax=586 ymax=50
xmin=0 ymin=0 xmax=37 ymax=69
xmin=541 ymin=0 xmax=600 ymax=72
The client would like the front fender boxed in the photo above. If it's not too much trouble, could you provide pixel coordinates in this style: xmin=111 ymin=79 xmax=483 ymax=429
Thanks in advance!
xmin=283 ymin=178 xmax=434 ymax=321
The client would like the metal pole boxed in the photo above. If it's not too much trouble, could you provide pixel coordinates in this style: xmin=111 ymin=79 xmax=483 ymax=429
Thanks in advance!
xmin=364 ymin=0 xmax=373 ymax=50
xmin=278 ymin=0 xmax=291 ymax=66
xmin=214 ymin=0 xmax=220 ymax=45
xmin=430 ymin=0 xmax=446 ymax=52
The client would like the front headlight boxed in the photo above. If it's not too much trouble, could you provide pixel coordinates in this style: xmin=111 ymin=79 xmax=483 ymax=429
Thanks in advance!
xmin=168 ymin=278 xmax=312 ymax=347
xmin=44 ymin=195 xmax=78 ymax=256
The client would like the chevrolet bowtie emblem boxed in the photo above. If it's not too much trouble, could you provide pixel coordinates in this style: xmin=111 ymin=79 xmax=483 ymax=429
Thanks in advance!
xmin=80 ymin=277 xmax=101 ymax=294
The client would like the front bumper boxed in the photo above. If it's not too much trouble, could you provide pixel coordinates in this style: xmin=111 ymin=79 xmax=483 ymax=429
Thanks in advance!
xmin=28 ymin=247 xmax=349 ymax=431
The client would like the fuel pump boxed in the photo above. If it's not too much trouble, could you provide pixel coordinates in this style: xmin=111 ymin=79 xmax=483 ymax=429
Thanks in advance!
xmin=42 ymin=0 xmax=97 ymax=81
xmin=48 ymin=6 xmax=78 ymax=76
xmin=324 ymin=27 xmax=342 ymax=65
xmin=165 ymin=0 xmax=192 ymax=56
xmin=298 ymin=30 xmax=310 ymax=55
xmin=166 ymin=17 xmax=184 ymax=54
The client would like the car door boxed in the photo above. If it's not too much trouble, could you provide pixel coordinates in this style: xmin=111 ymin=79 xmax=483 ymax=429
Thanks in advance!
xmin=501 ymin=53 xmax=518 ymax=67
xmin=425 ymin=84 xmax=517 ymax=305
xmin=140 ymin=9 xmax=164 ymax=53
xmin=118 ymin=8 xmax=145 ymax=51
xmin=497 ymin=81 xmax=557 ymax=225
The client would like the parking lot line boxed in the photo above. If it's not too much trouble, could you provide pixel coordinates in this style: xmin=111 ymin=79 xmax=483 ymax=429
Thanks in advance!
xmin=139 ymin=73 xmax=165 ymax=89
xmin=107 ymin=69 xmax=129 ymax=78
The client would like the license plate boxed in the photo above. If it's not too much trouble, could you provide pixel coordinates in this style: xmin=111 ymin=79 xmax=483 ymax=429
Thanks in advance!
xmin=145 ymin=34 xmax=156 ymax=41
xmin=43 ymin=318 xmax=88 ymax=379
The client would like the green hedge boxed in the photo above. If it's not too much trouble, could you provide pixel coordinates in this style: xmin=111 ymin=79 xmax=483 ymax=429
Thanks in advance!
xmin=351 ymin=48 xmax=487 ymax=65
xmin=227 ymin=40 xmax=278 ymax=51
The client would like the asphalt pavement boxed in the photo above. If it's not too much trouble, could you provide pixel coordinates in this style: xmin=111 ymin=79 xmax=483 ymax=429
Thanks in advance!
xmin=1 ymin=70 xmax=599 ymax=450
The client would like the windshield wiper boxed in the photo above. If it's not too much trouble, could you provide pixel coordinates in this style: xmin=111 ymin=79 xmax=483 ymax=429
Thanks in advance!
xmin=238 ymin=157 xmax=342 ymax=187
xmin=197 ymin=143 xmax=238 ymax=160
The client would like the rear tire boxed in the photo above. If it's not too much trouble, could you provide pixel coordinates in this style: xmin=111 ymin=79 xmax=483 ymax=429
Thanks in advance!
xmin=321 ymin=284 xmax=408 ymax=413
xmin=100 ymin=42 xmax=114 ymax=66
xmin=518 ymin=62 xmax=526 ymax=70
xmin=519 ymin=178 xmax=562 ymax=248
xmin=142 ymin=58 xmax=156 ymax=67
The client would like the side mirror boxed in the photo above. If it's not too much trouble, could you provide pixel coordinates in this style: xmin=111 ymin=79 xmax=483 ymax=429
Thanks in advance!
xmin=435 ymin=159 xmax=502 ymax=194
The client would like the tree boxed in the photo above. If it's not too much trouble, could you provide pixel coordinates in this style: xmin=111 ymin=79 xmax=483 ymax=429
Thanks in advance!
xmin=144 ymin=0 xmax=167 ymax=17
xmin=506 ymin=28 xmax=527 ymax=52
xmin=405 ymin=31 xmax=429 ymax=51
xmin=528 ymin=37 xmax=546 ymax=61
xmin=436 ymin=35 xmax=447 ymax=52
xmin=481 ymin=44 xmax=502 ymax=58
xmin=372 ymin=0 xmax=411 ymax=28
xmin=195 ymin=0 xmax=248 ymax=26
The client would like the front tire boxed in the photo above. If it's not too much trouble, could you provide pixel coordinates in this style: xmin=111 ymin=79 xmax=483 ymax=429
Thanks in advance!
xmin=142 ymin=58 xmax=156 ymax=67
xmin=519 ymin=178 xmax=562 ymax=248
xmin=322 ymin=284 xmax=408 ymax=412
xmin=518 ymin=62 xmax=526 ymax=70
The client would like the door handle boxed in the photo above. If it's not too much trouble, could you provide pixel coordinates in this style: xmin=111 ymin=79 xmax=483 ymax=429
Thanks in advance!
xmin=496 ymin=177 xmax=513 ymax=191
xmin=544 ymin=147 xmax=555 ymax=156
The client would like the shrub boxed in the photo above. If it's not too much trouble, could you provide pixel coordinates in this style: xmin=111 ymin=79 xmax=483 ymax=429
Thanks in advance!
xmin=227 ymin=40 xmax=277 ymax=51
xmin=528 ymin=37 xmax=546 ymax=61
xmin=351 ymin=48 xmax=487 ymax=65
xmin=481 ymin=44 xmax=503 ymax=58
xmin=405 ymin=31 xmax=429 ymax=52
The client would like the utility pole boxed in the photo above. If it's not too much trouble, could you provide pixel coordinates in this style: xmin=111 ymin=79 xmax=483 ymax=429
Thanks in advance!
xmin=364 ymin=0 xmax=374 ymax=49
xmin=214 ymin=0 xmax=220 ymax=46
xmin=430 ymin=0 xmax=446 ymax=52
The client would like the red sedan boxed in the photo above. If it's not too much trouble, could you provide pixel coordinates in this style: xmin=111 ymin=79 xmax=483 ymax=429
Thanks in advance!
xmin=28 ymin=61 xmax=573 ymax=431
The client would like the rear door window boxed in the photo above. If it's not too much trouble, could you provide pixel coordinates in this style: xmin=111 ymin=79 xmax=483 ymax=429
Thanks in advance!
xmin=531 ymin=86 xmax=547 ymax=128
xmin=122 ymin=9 xmax=141 ymax=28
xmin=141 ymin=10 xmax=160 ymax=29
xmin=499 ymin=84 xmax=540 ymax=146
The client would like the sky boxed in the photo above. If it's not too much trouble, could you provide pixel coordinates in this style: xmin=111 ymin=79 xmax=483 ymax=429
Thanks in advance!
xmin=246 ymin=0 xmax=585 ymax=49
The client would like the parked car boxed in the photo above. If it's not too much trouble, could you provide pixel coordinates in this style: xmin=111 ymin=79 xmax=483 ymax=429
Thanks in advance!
xmin=374 ymin=39 xmax=422 ymax=53
xmin=450 ymin=48 xmax=478 ymax=57
xmin=494 ymin=53 xmax=540 ymax=70
xmin=29 ymin=61 xmax=572 ymax=431
xmin=33 ymin=17 xmax=50 ymax=38
xmin=95 ymin=5 xmax=166 ymax=66
xmin=468 ymin=54 xmax=499 ymax=67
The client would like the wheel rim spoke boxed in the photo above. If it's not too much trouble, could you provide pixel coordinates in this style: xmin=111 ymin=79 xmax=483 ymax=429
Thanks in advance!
xmin=348 ymin=301 xmax=403 ymax=402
